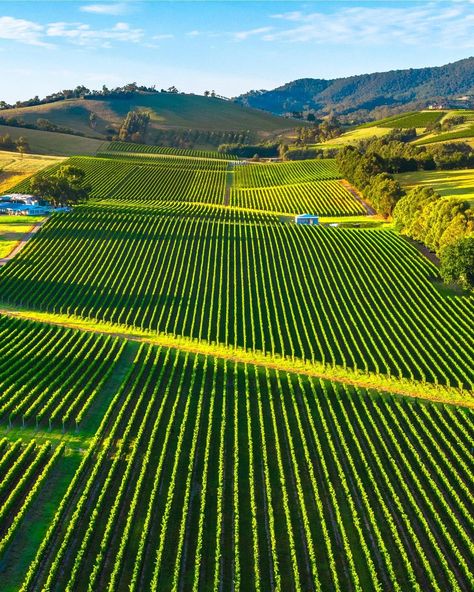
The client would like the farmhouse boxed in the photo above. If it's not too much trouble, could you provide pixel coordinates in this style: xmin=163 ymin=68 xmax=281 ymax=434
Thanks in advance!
xmin=0 ymin=203 xmax=52 ymax=216
xmin=0 ymin=193 xmax=39 ymax=205
xmin=295 ymin=213 xmax=319 ymax=225
xmin=0 ymin=193 xmax=71 ymax=216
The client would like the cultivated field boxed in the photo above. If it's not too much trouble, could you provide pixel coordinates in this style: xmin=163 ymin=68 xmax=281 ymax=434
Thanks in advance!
xmin=0 ymin=200 xmax=473 ymax=389
xmin=359 ymin=111 xmax=445 ymax=129
xmin=0 ymin=147 xmax=472 ymax=592
xmin=396 ymin=168 xmax=474 ymax=202
xmin=2 ymin=344 xmax=471 ymax=591
xmin=99 ymin=140 xmax=239 ymax=160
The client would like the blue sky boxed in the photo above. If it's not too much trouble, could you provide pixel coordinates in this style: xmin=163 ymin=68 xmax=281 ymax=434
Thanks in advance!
xmin=1 ymin=1 xmax=473 ymax=103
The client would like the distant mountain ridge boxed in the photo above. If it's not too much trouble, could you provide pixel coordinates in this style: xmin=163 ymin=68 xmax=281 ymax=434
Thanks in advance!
xmin=235 ymin=57 xmax=474 ymax=121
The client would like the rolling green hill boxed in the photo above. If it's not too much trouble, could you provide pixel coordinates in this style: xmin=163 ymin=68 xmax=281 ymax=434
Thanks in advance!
xmin=309 ymin=109 xmax=474 ymax=150
xmin=0 ymin=92 xmax=300 ymax=145
xmin=0 ymin=124 xmax=105 ymax=156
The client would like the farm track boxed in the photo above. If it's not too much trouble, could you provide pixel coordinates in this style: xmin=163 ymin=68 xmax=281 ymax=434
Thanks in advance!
xmin=0 ymin=306 xmax=471 ymax=409
xmin=0 ymin=220 xmax=45 ymax=267
xmin=339 ymin=180 xmax=376 ymax=215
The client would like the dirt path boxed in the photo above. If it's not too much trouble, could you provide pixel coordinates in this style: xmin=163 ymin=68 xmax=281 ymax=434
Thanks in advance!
xmin=0 ymin=306 xmax=470 ymax=409
xmin=0 ymin=219 xmax=45 ymax=266
xmin=339 ymin=180 xmax=376 ymax=215
xmin=402 ymin=236 xmax=440 ymax=267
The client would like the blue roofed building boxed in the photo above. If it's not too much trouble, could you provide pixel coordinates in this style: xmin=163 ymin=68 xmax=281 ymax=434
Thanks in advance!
xmin=295 ymin=214 xmax=319 ymax=225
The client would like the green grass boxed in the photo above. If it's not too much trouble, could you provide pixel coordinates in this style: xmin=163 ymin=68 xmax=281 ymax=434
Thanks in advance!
xmin=413 ymin=110 xmax=474 ymax=145
xmin=377 ymin=111 xmax=445 ymax=129
xmin=414 ymin=123 xmax=474 ymax=145
xmin=396 ymin=168 xmax=474 ymax=201
xmin=356 ymin=110 xmax=445 ymax=129
xmin=0 ymin=125 xmax=105 ymax=156
xmin=301 ymin=126 xmax=391 ymax=150
xmin=0 ymin=215 xmax=44 ymax=258
xmin=0 ymin=449 xmax=82 ymax=592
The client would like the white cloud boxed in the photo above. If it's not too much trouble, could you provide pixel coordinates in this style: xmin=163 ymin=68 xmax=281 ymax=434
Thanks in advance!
xmin=152 ymin=34 xmax=174 ymax=40
xmin=0 ymin=14 xmax=145 ymax=49
xmin=80 ymin=3 xmax=129 ymax=16
xmin=264 ymin=3 xmax=474 ymax=49
xmin=0 ymin=16 xmax=51 ymax=47
xmin=186 ymin=30 xmax=201 ymax=37
xmin=46 ymin=21 xmax=144 ymax=47
xmin=233 ymin=27 xmax=273 ymax=41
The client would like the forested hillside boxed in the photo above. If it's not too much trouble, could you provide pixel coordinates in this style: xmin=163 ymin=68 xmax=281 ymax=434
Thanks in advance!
xmin=236 ymin=57 xmax=474 ymax=121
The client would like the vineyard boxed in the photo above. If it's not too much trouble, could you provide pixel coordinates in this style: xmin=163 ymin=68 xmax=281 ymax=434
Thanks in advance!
xmin=12 ymin=154 xmax=365 ymax=215
xmin=233 ymin=159 xmax=341 ymax=187
xmin=357 ymin=111 xmax=445 ymax=130
xmin=99 ymin=141 xmax=239 ymax=160
xmin=0 ymin=202 xmax=472 ymax=388
xmin=231 ymin=180 xmax=366 ymax=215
xmin=1 ymin=344 xmax=471 ymax=592
xmin=13 ymin=156 xmax=228 ymax=205
xmin=0 ymin=149 xmax=472 ymax=591
xmin=0 ymin=315 xmax=125 ymax=429
xmin=0 ymin=438 xmax=64 ymax=560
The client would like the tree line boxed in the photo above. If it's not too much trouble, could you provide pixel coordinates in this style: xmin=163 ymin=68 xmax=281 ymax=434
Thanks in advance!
xmin=0 ymin=133 xmax=30 ymax=156
xmin=0 ymin=83 xmax=161 ymax=111
xmin=0 ymin=115 xmax=85 ymax=138
xmin=295 ymin=118 xmax=344 ymax=145
xmin=337 ymin=134 xmax=474 ymax=290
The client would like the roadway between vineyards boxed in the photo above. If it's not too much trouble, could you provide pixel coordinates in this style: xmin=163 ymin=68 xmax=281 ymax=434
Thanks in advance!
xmin=0 ymin=305 xmax=471 ymax=409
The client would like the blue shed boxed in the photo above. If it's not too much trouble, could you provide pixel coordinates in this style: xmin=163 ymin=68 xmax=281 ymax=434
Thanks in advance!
xmin=295 ymin=214 xmax=319 ymax=225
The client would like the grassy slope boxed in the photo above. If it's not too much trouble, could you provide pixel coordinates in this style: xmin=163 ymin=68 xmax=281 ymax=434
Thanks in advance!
xmin=2 ymin=93 xmax=300 ymax=139
xmin=299 ymin=126 xmax=391 ymax=151
xmin=0 ymin=151 xmax=64 ymax=191
xmin=397 ymin=168 xmax=474 ymax=202
xmin=312 ymin=109 xmax=474 ymax=150
xmin=413 ymin=110 xmax=474 ymax=145
xmin=0 ymin=126 xmax=105 ymax=156
xmin=358 ymin=110 xmax=445 ymax=129
xmin=0 ymin=216 xmax=44 ymax=258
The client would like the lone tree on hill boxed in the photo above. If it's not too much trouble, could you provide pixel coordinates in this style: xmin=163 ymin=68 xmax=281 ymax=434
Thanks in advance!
xmin=117 ymin=110 xmax=150 ymax=143
xmin=30 ymin=165 xmax=91 ymax=207
xmin=89 ymin=112 xmax=97 ymax=129
xmin=15 ymin=136 xmax=29 ymax=158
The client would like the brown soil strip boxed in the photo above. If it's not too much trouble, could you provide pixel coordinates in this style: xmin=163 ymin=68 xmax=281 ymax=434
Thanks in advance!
xmin=402 ymin=236 xmax=440 ymax=268
xmin=339 ymin=180 xmax=376 ymax=215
